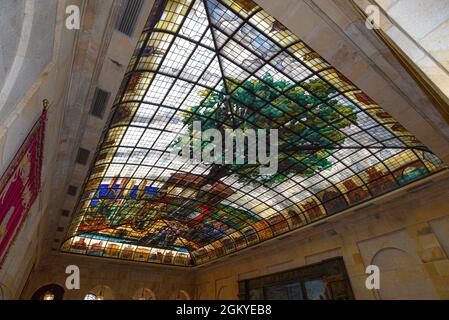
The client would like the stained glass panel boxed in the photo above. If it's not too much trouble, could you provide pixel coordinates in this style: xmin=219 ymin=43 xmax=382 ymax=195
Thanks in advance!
xmin=62 ymin=0 xmax=446 ymax=266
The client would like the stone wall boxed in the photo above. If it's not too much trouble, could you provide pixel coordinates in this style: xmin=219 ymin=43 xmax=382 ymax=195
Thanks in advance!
xmin=40 ymin=0 xmax=156 ymax=271
xmin=0 ymin=0 xmax=82 ymax=299
xmin=0 ymin=0 xmax=56 ymax=121
xmin=0 ymin=0 xmax=156 ymax=299
xmin=364 ymin=0 xmax=449 ymax=100
xmin=21 ymin=254 xmax=195 ymax=300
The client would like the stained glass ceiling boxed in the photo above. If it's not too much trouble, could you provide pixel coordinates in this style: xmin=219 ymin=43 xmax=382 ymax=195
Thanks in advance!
xmin=62 ymin=0 xmax=445 ymax=266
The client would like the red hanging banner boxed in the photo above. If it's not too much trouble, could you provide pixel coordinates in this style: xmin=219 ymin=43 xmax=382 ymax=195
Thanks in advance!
xmin=0 ymin=104 xmax=47 ymax=265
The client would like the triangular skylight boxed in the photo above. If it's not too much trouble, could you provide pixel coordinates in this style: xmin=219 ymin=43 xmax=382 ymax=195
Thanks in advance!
xmin=62 ymin=0 xmax=445 ymax=266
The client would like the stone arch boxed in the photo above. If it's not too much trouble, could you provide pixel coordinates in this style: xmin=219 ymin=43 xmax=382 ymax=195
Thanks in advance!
xmin=194 ymin=284 xmax=209 ymax=300
xmin=216 ymin=285 xmax=229 ymax=300
xmin=85 ymin=285 xmax=115 ymax=300
xmin=172 ymin=289 xmax=191 ymax=300
xmin=132 ymin=288 xmax=156 ymax=300
xmin=371 ymin=247 xmax=437 ymax=299
xmin=31 ymin=283 xmax=65 ymax=300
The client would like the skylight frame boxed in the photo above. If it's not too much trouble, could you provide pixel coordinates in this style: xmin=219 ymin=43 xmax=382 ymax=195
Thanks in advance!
xmin=62 ymin=0 xmax=446 ymax=267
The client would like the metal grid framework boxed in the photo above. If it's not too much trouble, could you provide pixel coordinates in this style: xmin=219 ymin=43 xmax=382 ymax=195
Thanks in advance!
xmin=62 ymin=0 xmax=446 ymax=267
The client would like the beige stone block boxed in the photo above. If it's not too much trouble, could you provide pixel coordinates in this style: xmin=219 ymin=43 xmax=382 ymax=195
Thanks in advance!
xmin=349 ymin=275 xmax=375 ymax=300
xmin=437 ymin=291 xmax=449 ymax=299
xmin=345 ymin=263 xmax=366 ymax=277
xmin=353 ymin=253 xmax=364 ymax=265
xmin=375 ymin=0 xmax=399 ymax=11
xmin=419 ymin=233 xmax=445 ymax=250
xmin=386 ymin=0 xmax=449 ymax=40
xmin=432 ymin=260 xmax=449 ymax=276
xmin=422 ymin=263 xmax=439 ymax=278
xmin=407 ymin=223 xmax=431 ymax=237
xmin=316 ymin=0 xmax=359 ymax=28
xmin=420 ymin=247 xmax=447 ymax=263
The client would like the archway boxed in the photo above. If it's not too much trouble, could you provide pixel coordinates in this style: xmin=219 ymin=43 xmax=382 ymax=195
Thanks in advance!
xmin=85 ymin=285 xmax=114 ymax=300
xmin=372 ymin=247 xmax=438 ymax=299
xmin=216 ymin=286 xmax=229 ymax=300
xmin=173 ymin=290 xmax=191 ymax=300
xmin=31 ymin=283 xmax=64 ymax=300
xmin=132 ymin=288 xmax=156 ymax=300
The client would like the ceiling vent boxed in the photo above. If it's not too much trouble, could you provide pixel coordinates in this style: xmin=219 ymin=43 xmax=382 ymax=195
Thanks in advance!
xmin=115 ymin=0 xmax=144 ymax=36
xmin=76 ymin=147 xmax=90 ymax=165
xmin=67 ymin=185 xmax=78 ymax=196
xmin=90 ymin=88 xmax=110 ymax=118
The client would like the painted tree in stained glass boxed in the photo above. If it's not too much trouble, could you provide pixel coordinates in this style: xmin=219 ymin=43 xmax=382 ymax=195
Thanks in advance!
xmin=175 ymin=74 xmax=357 ymax=185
